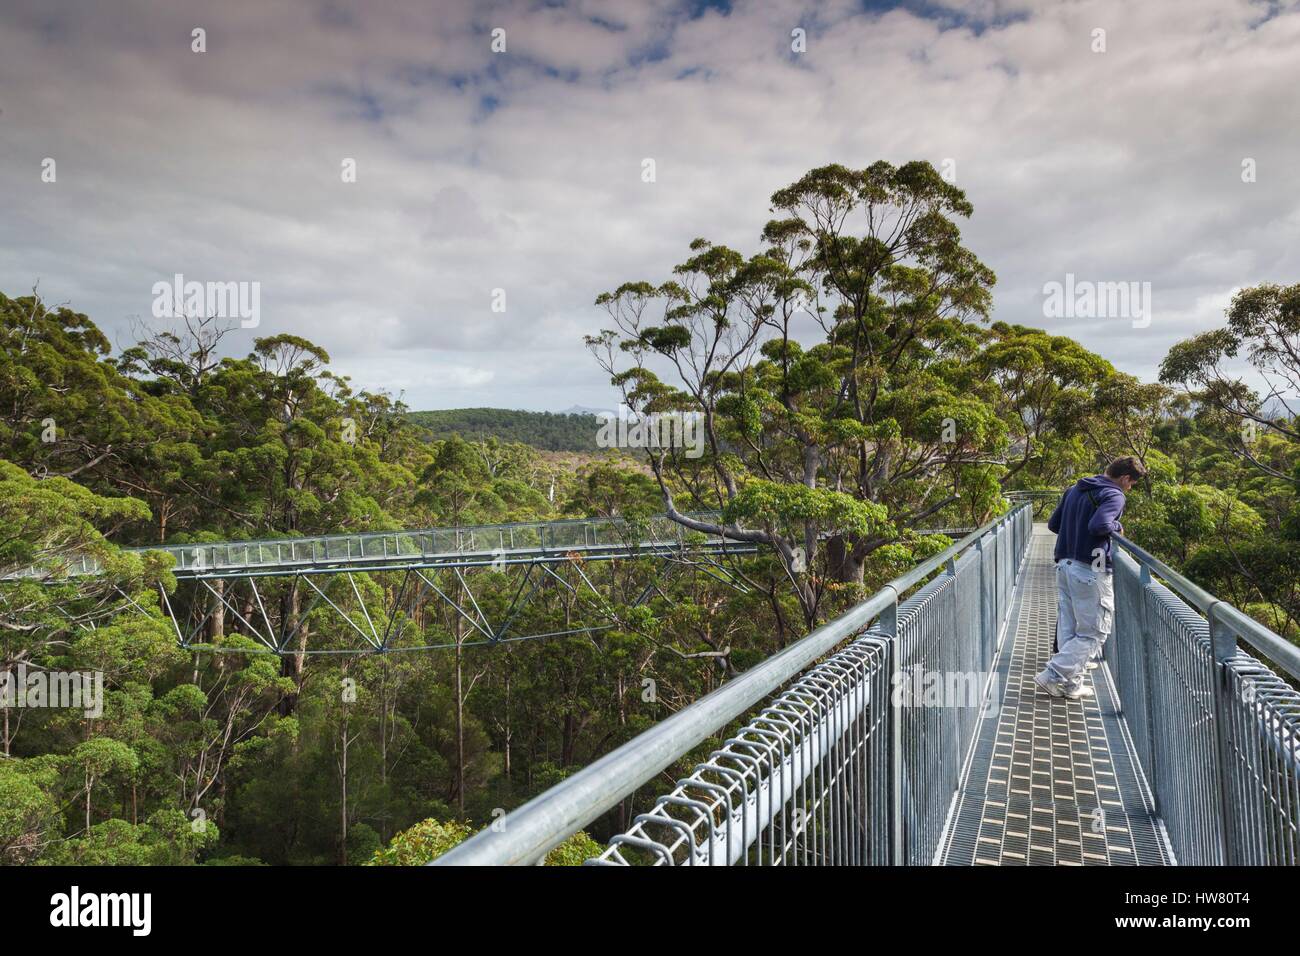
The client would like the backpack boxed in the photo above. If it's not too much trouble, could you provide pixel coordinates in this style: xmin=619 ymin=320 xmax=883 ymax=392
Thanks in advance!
xmin=1058 ymin=486 xmax=1104 ymax=512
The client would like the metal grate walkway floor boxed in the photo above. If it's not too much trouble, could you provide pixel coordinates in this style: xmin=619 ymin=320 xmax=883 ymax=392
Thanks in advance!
xmin=940 ymin=526 xmax=1173 ymax=866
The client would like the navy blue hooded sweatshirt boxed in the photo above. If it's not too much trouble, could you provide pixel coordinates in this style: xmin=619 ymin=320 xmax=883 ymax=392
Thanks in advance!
xmin=1048 ymin=475 xmax=1127 ymax=569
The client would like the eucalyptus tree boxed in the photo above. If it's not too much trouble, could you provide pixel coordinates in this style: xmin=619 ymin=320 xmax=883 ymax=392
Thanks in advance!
xmin=588 ymin=162 xmax=1008 ymax=625
xmin=1160 ymin=282 xmax=1300 ymax=479
xmin=1158 ymin=282 xmax=1300 ymax=635
xmin=0 ymin=292 xmax=205 ymax=543
xmin=974 ymin=322 xmax=1115 ymax=489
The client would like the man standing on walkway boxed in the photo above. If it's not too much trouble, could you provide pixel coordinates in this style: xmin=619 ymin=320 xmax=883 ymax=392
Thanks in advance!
xmin=1035 ymin=456 xmax=1147 ymax=701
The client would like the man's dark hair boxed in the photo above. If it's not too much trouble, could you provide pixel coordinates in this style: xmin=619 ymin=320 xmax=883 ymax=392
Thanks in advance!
xmin=1105 ymin=455 xmax=1148 ymax=481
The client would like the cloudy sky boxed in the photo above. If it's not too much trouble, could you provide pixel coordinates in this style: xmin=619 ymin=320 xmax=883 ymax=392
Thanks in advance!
xmin=2 ymin=0 xmax=1297 ymax=411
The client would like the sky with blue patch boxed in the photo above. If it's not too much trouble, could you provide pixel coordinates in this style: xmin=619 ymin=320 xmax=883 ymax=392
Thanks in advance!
xmin=1 ymin=0 xmax=1297 ymax=411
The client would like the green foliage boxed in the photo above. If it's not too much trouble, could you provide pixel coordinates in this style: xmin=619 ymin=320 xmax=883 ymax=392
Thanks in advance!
xmin=563 ymin=460 xmax=661 ymax=519
xmin=0 ymin=760 xmax=61 ymax=864
xmin=543 ymin=831 xmax=604 ymax=866
xmin=368 ymin=818 xmax=475 ymax=865
xmin=42 ymin=809 xmax=218 ymax=866
xmin=368 ymin=817 xmax=602 ymax=866
xmin=204 ymin=854 xmax=267 ymax=866
xmin=589 ymin=160 xmax=1070 ymax=625
xmin=0 ymin=459 xmax=153 ymax=578
xmin=408 ymin=408 xmax=602 ymax=452
xmin=1150 ymin=281 xmax=1300 ymax=640
xmin=723 ymin=479 xmax=888 ymax=539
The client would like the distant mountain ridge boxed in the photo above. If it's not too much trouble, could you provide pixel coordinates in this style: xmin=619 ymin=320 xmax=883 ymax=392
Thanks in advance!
xmin=407 ymin=407 xmax=602 ymax=451
xmin=558 ymin=404 xmax=618 ymax=417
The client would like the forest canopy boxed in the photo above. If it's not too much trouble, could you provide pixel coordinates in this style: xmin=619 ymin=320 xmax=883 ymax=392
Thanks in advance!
xmin=406 ymin=408 xmax=603 ymax=452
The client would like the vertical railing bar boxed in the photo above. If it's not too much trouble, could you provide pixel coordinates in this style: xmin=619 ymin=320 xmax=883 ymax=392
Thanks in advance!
xmin=882 ymin=595 xmax=902 ymax=866
xmin=1208 ymin=609 xmax=1235 ymax=864
xmin=1137 ymin=563 xmax=1159 ymax=817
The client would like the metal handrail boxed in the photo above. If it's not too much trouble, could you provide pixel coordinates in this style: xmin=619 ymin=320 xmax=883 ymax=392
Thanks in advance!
xmin=432 ymin=504 xmax=1031 ymax=866
xmin=1108 ymin=533 xmax=1300 ymax=865
xmin=1113 ymin=532 xmax=1300 ymax=678
xmin=5 ymin=510 xmax=735 ymax=580
xmin=1003 ymin=489 xmax=1062 ymax=520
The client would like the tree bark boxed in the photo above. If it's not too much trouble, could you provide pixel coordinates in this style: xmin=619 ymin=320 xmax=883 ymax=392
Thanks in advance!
xmin=339 ymin=711 xmax=349 ymax=866
xmin=454 ymin=607 xmax=465 ymax=814
xmin=208 ymin=579 xmax=225 ymax=641
xmin=826 ymin=534 xmax=865 ymax=584
xmin=278 ymin=584 xmax=305 ymax=717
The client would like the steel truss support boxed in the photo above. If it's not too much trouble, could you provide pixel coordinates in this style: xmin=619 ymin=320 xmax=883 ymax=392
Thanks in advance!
xmin=143 ymin=545 xmax=751 ymax=656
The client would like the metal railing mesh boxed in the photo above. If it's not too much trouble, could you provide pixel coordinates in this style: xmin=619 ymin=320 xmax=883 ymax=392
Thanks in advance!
xmin=1108 ymin=550 xmax=1300 ymax=865
xmin=594 ymin=638 xmax=894 ymax=865
xmin=591 ymin=506 xmax=1033 ymax=865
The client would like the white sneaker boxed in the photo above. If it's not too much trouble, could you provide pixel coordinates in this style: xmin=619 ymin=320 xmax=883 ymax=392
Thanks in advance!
xmin=1064 ymin=685 xmax=1095 ymax=701
xmin=1034 ymin=673 xmax=1065 ymax=698
xmin=1087 ymin=661 xmax=1099 ymax=671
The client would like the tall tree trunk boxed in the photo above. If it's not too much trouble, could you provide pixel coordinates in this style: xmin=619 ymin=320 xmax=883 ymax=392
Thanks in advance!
xmin=379 ymin=659 xmax=389 ymax=788
xmin=562 ymin=712 xmax=576 ymax=767
xmin=208 ymin=579 xmax=225 ymax=641
xmin=454 ymin=610 xmax=465 ymax=814
xmin=826 ymin=534 xmax=865 ymax=584
xmin=503 ymin=664 xmax=512 ymax=778
xmin=279 ymin=584 xmax=305 ymax=716
xmin=339 ymin=711 xmax=349 ymax=866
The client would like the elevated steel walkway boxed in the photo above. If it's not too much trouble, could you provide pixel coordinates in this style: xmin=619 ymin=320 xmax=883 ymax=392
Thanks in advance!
xmin=10 ymin=512 xmax=761 ymax=654
xmin=940 ymin=527 xmax=1170 ymax=865
xmin=19 ymin=512 xmax=756 ymax=580
xmin=11 ymin=512 xmax=966 ymax=656
xmin=435 ymin=504 xmax=1300 ymax=866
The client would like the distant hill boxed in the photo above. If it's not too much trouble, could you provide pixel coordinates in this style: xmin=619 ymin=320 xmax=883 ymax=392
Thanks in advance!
xmin=407 ymin=407 xmax=602 ymax=451
xmin=558 ymin=404 xmax=617 ymax=417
